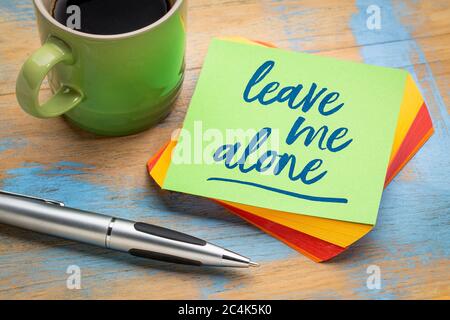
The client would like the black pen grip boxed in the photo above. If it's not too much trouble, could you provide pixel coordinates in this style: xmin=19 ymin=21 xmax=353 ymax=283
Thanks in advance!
xmin=134 ymin=222 xmax=207 ymax=246
xmin=129 ymin=249 xmax=202 ymax=266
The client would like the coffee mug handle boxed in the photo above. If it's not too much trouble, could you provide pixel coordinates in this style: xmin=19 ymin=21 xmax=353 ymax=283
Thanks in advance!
xmin=16 ymin=37 xmax=83 ymax=118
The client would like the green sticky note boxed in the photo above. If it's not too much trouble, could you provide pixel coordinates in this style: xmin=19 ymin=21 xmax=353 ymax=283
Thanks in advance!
xmin=163 ymin=38 xmax=406 ymax=225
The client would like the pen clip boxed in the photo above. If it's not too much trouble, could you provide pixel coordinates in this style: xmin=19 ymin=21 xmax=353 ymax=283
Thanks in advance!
xmin=0 ymin=190 xmax=65 ymax=206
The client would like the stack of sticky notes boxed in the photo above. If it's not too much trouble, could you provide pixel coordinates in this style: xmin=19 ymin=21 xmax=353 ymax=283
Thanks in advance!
xmin=147 ymin=37 xmax=433 ymax=262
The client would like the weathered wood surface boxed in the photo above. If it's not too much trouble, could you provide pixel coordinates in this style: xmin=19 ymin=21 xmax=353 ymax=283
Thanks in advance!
xmin=0 ymin=0 xmax=448 ymax=299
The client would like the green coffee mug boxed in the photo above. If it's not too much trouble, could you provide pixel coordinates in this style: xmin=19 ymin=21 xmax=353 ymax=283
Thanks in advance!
xmin=16 ymin=0 xmax=186 ymax=136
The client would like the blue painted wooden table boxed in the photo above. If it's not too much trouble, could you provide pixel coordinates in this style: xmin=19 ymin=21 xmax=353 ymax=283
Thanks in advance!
xmin=0 ymin=0 xmax=448 ymax=299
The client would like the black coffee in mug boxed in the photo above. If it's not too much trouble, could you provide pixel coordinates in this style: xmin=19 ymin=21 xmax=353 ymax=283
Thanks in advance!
xmin=51 ymin=0 xmax=171 ymax=35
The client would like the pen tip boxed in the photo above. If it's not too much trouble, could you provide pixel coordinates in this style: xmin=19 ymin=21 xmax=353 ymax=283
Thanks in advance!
xmin=249 ymin=261 xmax=260 ymax=267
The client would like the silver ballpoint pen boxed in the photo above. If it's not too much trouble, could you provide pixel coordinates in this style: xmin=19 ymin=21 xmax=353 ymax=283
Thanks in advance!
xmin=0 ymin=190 xmax=259 ymax=268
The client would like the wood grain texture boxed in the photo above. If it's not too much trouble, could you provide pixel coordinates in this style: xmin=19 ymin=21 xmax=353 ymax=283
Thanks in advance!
xmin=0 ymin=0 xmax=448 ymax=299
